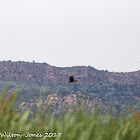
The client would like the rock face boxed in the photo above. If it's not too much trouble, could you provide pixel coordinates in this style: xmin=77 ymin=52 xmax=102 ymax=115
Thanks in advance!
xmin=0 ymin=61 xmax=140 ymax=85
xmin=0 ymin=61 xmax=65 ymax=84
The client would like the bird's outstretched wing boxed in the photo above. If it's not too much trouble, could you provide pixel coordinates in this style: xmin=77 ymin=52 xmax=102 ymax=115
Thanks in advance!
xmin=69 ymin=76 xmax=78 ymax=82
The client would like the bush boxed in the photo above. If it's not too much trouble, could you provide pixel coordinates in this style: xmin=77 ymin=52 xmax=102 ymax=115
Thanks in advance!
xmin=0 ymin=91 xmax=140 ymax=140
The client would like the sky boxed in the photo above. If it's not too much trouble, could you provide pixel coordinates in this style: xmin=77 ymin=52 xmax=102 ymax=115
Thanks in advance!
xmin=0 ymin=0 xmax=140 ymax=72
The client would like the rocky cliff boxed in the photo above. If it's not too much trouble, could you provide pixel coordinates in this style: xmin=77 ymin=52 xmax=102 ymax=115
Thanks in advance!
xmin=1 ymin=61 xmax=140 ymax=115
xmin=0 ymin=61 xmax=140 ymax=86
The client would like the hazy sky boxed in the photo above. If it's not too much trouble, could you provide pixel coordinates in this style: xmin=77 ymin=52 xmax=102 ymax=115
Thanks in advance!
xmin=0 ymin=0 xmax=140 ymax=72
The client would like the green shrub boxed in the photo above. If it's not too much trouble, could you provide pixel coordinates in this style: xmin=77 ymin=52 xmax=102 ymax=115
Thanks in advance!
xmin=0 ymin=91 xmax=140 ymax=140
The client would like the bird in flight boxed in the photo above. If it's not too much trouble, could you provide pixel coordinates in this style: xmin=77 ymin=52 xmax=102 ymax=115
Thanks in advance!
xmin=69 ymin=76 xmax=78 ymax=82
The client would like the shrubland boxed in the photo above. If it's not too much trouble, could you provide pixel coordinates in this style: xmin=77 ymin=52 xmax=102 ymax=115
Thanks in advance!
xmin=0 ymin=91 xmax=140 ymax=140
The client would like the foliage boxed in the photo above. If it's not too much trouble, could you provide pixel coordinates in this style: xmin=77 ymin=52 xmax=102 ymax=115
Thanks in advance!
xmin=0 ymin=81 xmax=140 ymax=116
xmin=0 ymin=92 xmax=140 ymax=140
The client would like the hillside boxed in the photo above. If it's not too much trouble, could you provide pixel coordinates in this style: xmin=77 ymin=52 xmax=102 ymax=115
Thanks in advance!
xmin=0 ymin=60 xmax=140 ymax=85
xmin=0 ymin=60 xmax=140 ymax=115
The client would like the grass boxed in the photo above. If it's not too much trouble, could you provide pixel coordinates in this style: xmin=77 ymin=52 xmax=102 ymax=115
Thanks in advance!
xmin=0 ymin=91 xmax=140 ymax=140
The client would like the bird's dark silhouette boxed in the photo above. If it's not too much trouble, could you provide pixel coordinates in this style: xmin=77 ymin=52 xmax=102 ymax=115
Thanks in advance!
xmin=69 ymin=76 xmax=78 ymax=82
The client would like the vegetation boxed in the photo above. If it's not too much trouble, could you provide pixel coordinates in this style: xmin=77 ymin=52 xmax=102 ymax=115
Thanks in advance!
xmin=0 ymin=80 xmax=140 ymax=117
xmin=0 ymin=91 xmax=140 ymax=140
xmin=0 ymin=61 xmax=140 ymax=117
